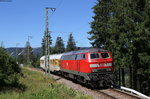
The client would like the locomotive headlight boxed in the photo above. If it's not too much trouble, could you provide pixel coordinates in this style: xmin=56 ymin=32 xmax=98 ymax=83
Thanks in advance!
xmin=104 ymin=63 xmax=112 ymax=66
xmin=90 ymin=64 xmax=100 ymax=68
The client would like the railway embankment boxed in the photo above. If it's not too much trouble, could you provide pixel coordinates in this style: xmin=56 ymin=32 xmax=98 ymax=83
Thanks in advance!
xmin=25 ymin=67 xmax=146 ymax=99
xmin=0 ymin=67 xmax=91 ymax=99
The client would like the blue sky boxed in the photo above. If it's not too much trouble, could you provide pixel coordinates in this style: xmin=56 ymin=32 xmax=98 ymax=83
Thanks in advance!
xmin=0 ymin=0 xmax=97 ymax=48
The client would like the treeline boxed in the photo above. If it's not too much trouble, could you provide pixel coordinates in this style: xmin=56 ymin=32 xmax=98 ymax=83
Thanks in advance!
xmin=5 ymin=33 xmax=77 ymax=68
xmin=41 ymin=33 xmax=77 ymax=55
xmin=88 ymin=0 xmax=150 ymax=95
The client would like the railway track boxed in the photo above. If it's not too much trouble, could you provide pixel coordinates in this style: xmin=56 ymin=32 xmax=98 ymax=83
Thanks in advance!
xmin=25 ymin=67 xmax=146 ymax=99
xmin=96 ymin=88 xmax=142 ymax=99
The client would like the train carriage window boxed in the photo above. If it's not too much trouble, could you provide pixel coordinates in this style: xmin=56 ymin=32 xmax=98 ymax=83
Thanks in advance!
xmin=90 ymin=53 xmax=99 ymax=59
xmin=40 ymin=60 xmax=44 ymax=64
xmin=53 ymin=60 xmax=54 ymax=64
xmin=49 ymin=60 xmax=51 ymax=64
xmin=54 ymin=59 xmax=57 ymax=65
xmin=58 ymin=59 xmax=60 ymax=65
xmin=101 ymin=53 xmax=110 ymax=58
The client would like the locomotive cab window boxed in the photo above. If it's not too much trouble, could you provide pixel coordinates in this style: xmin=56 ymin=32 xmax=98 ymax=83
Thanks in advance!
xmin=101 ymin=53 xmax=110 ymax=58
xmin=82 ymin=54 xmax=86 ymax=59
xmin=90 ymin=53 xmax=99 ymax=59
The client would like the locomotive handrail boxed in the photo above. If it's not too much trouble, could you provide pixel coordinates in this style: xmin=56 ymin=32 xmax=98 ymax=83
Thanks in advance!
xmin=112 ymin=84 xmax=150 ymax=99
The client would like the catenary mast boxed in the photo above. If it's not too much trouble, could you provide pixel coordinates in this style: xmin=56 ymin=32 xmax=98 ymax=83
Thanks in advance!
xmin=44 ymin=7 xmax=56 ymax=75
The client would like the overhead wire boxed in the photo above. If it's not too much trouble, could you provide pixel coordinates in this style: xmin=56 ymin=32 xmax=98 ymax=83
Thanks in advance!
xmin=49 ymin=0 xmax=63 ymax=18
xmin=28 ymin=0 xmax=64 ymax=46
xmin=27 ymin=0 xmax=89 ymax=47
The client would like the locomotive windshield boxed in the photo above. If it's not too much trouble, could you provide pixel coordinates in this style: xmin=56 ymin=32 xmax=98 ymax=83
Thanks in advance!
xmin=101 ymin=53 xmax=110 ymax=58
xmin=90 ymin=53 xmax=100 ymax=59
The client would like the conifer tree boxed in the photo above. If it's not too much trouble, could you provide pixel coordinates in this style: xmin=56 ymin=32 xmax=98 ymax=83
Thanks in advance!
xmin=54 ymin=36 xmax=65 ymax=53
xmin=41 ymin=31 xmax=52 ymax=55
xmin=88 ymin=0 xmax=113 ymax=48
xmin=66 ymin=33 xmax=77 ymax=52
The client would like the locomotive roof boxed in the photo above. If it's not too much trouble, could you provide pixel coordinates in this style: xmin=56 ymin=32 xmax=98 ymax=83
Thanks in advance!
xmin=63 ymin=48 xmax=108 ymax=55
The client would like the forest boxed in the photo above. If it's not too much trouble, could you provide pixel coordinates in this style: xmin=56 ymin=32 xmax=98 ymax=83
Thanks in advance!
xmin=88 ymin=0 xmax=150 ymax=95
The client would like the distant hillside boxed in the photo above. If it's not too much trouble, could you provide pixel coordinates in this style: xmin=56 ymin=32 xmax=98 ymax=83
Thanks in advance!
xmin=5 ymin=47 xmax=91 ymax=57
xmin=5 ymin=47 xmax=42 ymax=57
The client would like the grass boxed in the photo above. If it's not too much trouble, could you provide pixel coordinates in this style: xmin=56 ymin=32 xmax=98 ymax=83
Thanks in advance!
xmin=0 ymin=68 xmax=91 ymax=99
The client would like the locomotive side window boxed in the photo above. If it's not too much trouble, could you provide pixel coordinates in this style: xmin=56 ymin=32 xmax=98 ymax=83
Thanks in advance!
xmin=61 ymin=55 xmax=76 ymax=60
xmin=66 ymin=55 xmax=71 ymax=60
xmin=70 ymin=55 xmax=76 ymax=60
xmin=90 ymin=53 xmax=99 ymax=59
xmin=101 ymin=53 xmax=110 ymax=58
xmin=61 ymin=56 xmax=65 ymax=60
xmin=61 ymin=55 xmax=68 ymax=60
xmin=82 ymin=54 xmax=86 ymax=59
xmin=76 ymin=54 xmax=81 ymax=60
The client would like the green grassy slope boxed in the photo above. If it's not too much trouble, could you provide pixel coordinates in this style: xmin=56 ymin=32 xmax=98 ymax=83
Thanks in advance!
xmin=0 ymin=68 xmax=91 ymax=99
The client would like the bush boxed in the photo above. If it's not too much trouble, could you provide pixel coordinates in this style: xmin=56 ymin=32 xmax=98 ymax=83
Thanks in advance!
xmin=0 ymin=47 xmax=22 ymax=88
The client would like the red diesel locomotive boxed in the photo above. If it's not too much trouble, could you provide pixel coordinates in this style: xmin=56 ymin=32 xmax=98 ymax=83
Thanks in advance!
xmin=60 ymin=48 xmax=114 ymax=87
xmin=40 ymin=48 xmax=114 ymax=88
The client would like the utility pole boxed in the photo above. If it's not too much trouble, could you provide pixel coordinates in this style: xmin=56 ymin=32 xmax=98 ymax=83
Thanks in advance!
xmin=27 ymin=36 xmax=32 ymax=65
xmin=44 ymin=7 xmax=56 ymax=75
xmin=16 ymin=43 xmax=19 ymax=64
